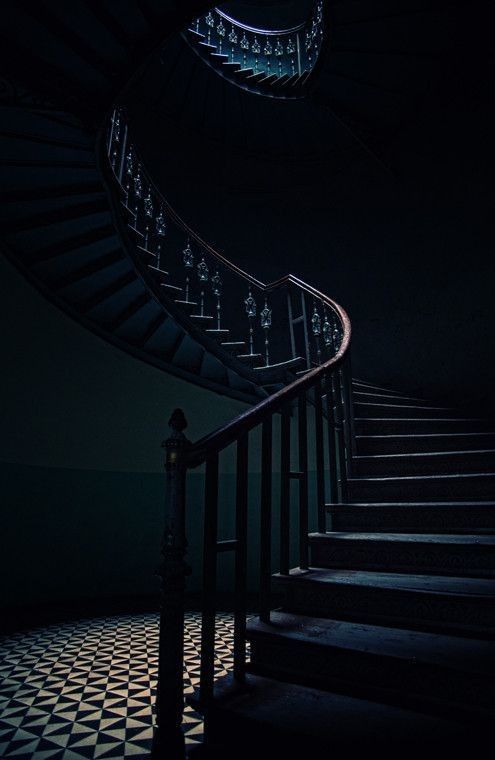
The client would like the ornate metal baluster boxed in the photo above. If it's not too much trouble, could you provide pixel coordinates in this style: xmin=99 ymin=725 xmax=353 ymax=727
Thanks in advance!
xmin=264 ymin=37 xmax=272 ymax=74
xmin=252 ymin=37 xmax=260 ymax=73
xmin=211 ymin=270 xmax=222 ymax=330
xmin=260 ymin=298 xmax=272 ymax=367
xmin=244 ymin=289 xmax=257 ymax=356
xmin=229 ymin=26 xmax=238 ymax=62
xmin=197 ymin=255 xmax=209 ymax=316
xmin=240 ymin=33 xmax=249 ymax=68
xmin=287 ymin=38 xmax=296 ymax=76
xmin=143 ymin=188 xmax=153 ymax=250
xmin=275 ymin=37 xmax=283 ymax=77
xmin=182 ymin=239 xmax=194 ymax=303
xmin=322 ymin=308 xmax=333 ymax=355
xmin=205 ymin=10 xmax=214 ymax=45
xmin=124 ymin=146 xmax=134 ymax=206
xmin=216 ymin=17 xmax=225 ymax=54
xmin=311 ymin=303 xmax=322 ymax=364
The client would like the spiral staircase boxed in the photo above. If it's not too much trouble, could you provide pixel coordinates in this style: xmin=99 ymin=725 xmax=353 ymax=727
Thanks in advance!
xmin=1 ymin=1 xmax=494 ymax=757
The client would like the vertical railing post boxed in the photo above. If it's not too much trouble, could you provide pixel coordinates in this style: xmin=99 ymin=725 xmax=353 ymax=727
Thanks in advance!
xmin=153 ymin=409 xmax=190 ymax=758
xmin=200 ymin=452 xmax=220 ymax=706
xmin=314 ymin=376 xmax=326 ymax=533
xmin=279 ymin=404 xmax=291 ymax=575
xmin=233 ymin=433 xmax=249 ymax=681
xmin=259 ymin=417 xmax=273 ymax=622
xmin=298 ymin=393 xmax=309 ymax=569
xmin=325 ymin=372 xmax=339 ymax=510
xmin=332 ymin=373 xmax=348 ymax=503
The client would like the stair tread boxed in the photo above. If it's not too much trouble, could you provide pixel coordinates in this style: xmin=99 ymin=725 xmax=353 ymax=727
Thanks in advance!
xmin=309 ymin=531 xmax=495 ymax=546
xmin=357 ymin=433 xmax=495 ymax=440
xmin=326 ymin=501 xmax=495 ymax=507
xmin=277 ymin=567 xmax=495 ymax=596
xmin=348 ymin=472 xmax=495 ymax=483
xmin=210 ymin=674 xmax=463 ymax=745
xmin=355 ymin=449 xmax=495 ymax=460
xmin=248 ymin=611 xmax=495 ymax=673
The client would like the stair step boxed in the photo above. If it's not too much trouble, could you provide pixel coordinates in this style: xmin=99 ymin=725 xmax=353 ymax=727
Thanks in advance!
xmin=245 ymin=71 xmax=267 ymax=83
xmin=309 ymin=532 xmax=495 ymax=577
xmin=221 ymin=341 xmax=245 ymax=348
xmin=147 ymin=265 xmax=169 ymax=277
xmin=160 ymin=282 xmax=182 ymax=293
xmin=353 ymin=450 xmax=495 ymax=477
xmin=355 ymin=418 xmax=490 ymax=435
xmin=258 ymin=74 xmax=278 ymax=85
xmin=205 ymin=328 xmax=229 ymax=336
xmin=174 ymin=299 xmax=197 ymax=306
xmin=187 ymin=29 xmax=205 ymax=41
xmin=198 ymin=41 xmax=217 ymax=51
xmin=272 ymin=73 xmax=290 ymax=87
xmin=326 ymin=502 xmax=495 ymax=534
xmin=235 ymin=67 xmax=255 ymax=80
xmin=237 ymin=353 xmax=263 ymax=362
xmin=353 ymin=391 xmax=440 ymax=408
xmin=136 ymin=245 xmax=156 ymax=257
xmin=356 ymin=432 xmax=495 ymax=455
xmin=189 ymin=314 xmax=214 ymax=320
xmin=222 ymin=61 xmax=242 ymax=72
xmin=347 ymin=472 xmax=495 ymax=501
xmin=210 ymin=53 xmax=229 ymax=62
xmin=353 ymin=379 xmax=427 ymax=400
xmin=355 ymin=402 xmax=458 ymax=419
xmin=247 ymin=612 xmax=495 ymax=717
xmin=203 ymin=674 xmax=469 ymax=756
xmin=274 ymin=567 xmax=495 ymax=637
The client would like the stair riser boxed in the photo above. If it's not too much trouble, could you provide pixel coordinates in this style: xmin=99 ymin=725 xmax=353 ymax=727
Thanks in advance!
xmin=355 ymin=403 xmax=460 ymax=420
xmin=347 ymin=476 xmax=495 ymax=502
xmin=274 ymin=577 xmax=495 ymax=637
xmin=356 ymin=434 xmax=495 ymax=455
xmin=353 ymin=452 xmax=495 ymax=477
xmin=310 ymin=539 xmax=495 ymax=578
xmin=356 ymin=419 xmax=490 ymax=435
xmin=248 ymin=637 xmax=494 ymax=715
xmin=327 ymin=506 xmax=495 ymax=534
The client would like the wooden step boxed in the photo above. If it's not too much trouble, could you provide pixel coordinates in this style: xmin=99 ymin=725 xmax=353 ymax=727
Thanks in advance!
xmin=273 ymin=568 xmax=495 ymax=637
xmin=353 ymin=390 xmax=442 ymax=408
xmin=356 ymin=432 xmax=495 ymax=455
xmin=352 ymin=379 xmax=427 ymax=400
xmin=347 ymin=472 xmax=495 ymax=501
xmin=355 ymin=418 xmax=490 ymax=435
xmin=355 ymin=402 xmax=459 ymax=419
xmin=247 ymin=612 xmax=495 ymax=718
xmin=353 ymin=449 xmax=495 ymax=477
xmin=201 ymin=674 xmax=471 ymax=758
xmin=326 ymin=502 xmax=495 ymax=534
xmin=309 ymin=532 xmax=495 ymax=577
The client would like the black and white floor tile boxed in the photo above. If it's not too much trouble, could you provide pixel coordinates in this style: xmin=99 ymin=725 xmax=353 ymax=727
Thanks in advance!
xmin=0 ymin=612 xmax=238 ymax=758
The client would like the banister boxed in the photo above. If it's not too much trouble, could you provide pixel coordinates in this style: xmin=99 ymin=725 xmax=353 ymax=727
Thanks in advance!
xmin=186 ymin=305 xmax=351 ymax=467
xmin=214 ymin=8 xmax=306 ymax=37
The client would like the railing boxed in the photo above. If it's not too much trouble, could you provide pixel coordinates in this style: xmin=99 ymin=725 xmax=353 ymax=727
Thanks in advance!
xmin=105 ymin=107 xmax=353 ymax=757
xmin=106 ymin=107 xmax=344 ymax=388
xmin=183 ymin=1 xmax=325 ymax=96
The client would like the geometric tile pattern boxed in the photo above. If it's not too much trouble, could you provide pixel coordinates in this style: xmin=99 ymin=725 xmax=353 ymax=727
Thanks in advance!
xmin=0 ymin=612 xmax=239 ymax=758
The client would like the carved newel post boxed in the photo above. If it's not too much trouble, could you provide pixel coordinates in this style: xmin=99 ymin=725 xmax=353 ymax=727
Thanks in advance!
xmin=153 ymin=409 xmax=190 ymax=758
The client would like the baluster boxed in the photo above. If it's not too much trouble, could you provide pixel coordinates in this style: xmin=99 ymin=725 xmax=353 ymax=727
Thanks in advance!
xmin=143 ymin=187 xmax=153 ymax=251
xmin=240 ymin=33 xmax=249 ymax=68
xmin=211 ymin=270 xmax=222 ymax=330
xmin=197 ymin=255 xmax=209 ymax=316
xmin=287 ymin=37 xmax=296 ymax=76
xmin=344 ymin=352 xmax=357 ymax=458
xmin=279 ymin=403 xmax=291 ymax=575
xmin=322 ymin=308 xmax=333 ymax=355
xmin=244 ymin=289 xmax=257 ymax=356
xmin=340 ymin=363 xmax=353 ymax=477
xmin=233 ymin=433 xmax=248 ymax=682
xmin=275 ymin=37 xmax=283 ymax=78
xmin=153 ymin=409 xmax=190 ymax=757
xmin=260 ymin=298 xmax=272 ymax=367
xmin=314 ymin=376 xmax=326 ymax=533
xmin=133 ymin=164 xmax=142 ymax=230
xmin=118 ymin=122 xmax=128 ymax=185
xmin=229 ymin=26 xmax=237 ymax=62
xmin=124 ymin=146 xmax=134 ymax=206
xmin=311 ymin=302 xmax=322 ymax=364
xmin=264 ymin=36 xmax=272 ymax=74
xmin=205 ymin=10 xmax=214 ymax=45
xmin=199 ymin=452 xmax=219 ymax=706
xmin=325 ymin=371 xmax=339 ymax=507
xmin=252 ymin=37 xmax=260 ymax=73
xmin=182 ymin=239 xmax=194 ymax=303
xmin=298 ymin=393 xmax=309 ymax=569
xmin=216 ymin=16 xmax=225 ymax=55
xmin=155 ymin=207 xmax=166 ymax=271
xmin=331 ymin=372 xmax=348 ymax=503
xmin=259 ymin=417 xmax=273 ymax=622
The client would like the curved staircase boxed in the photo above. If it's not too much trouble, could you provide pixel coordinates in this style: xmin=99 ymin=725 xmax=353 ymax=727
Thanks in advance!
xmin=1 ymin=1 xmax=492 ymax=757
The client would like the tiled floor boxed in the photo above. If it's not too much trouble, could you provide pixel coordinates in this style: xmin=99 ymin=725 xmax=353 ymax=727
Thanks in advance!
xmin=0 ymin=612 xmax=237 ymax=758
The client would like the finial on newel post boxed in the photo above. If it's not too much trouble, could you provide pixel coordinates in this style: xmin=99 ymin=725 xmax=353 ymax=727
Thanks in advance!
xmin=153 ymin=409 xmax=191 ymax=758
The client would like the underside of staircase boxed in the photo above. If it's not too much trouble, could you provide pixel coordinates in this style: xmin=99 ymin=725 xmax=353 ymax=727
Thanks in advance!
xmin=196 ymin=378 xmax=495 ymax=757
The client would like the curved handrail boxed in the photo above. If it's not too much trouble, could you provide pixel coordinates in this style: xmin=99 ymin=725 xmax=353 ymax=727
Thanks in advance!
xmin=106 ymin=107 xmax=350 ymax=394
xmin=187 ymin=299 xmax=350 ymax=466
xmin=215 ymin=8 xmax=305 ymax=36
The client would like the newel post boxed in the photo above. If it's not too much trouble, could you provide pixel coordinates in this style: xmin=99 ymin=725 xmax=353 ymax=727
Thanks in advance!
xmin=153 ymin=409 xmax=190 ymax=758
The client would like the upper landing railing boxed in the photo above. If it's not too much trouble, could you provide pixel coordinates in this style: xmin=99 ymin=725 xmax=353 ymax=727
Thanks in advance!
xmin=106 ymin=107 xmax=344 ymax=391
xmin=183 ymin=1 xmax=325 ymax=98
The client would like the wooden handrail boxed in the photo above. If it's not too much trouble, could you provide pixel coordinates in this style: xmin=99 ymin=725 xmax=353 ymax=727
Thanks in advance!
xmin=187 ymin=301 xmax=350 ymax=466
